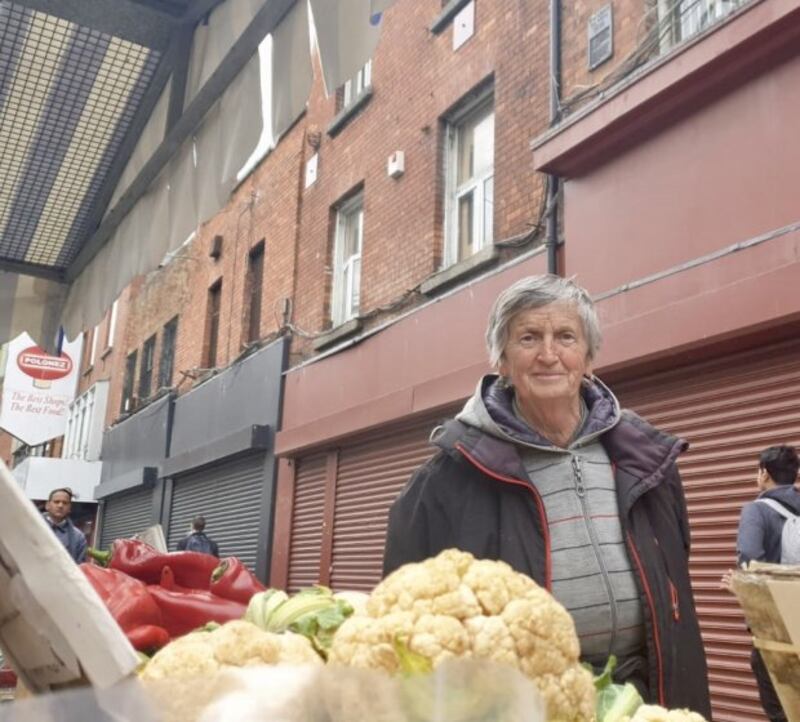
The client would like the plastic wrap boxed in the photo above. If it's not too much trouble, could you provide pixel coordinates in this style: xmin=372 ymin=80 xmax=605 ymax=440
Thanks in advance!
xmin=0 ymin=660 xmax=546 ymax=722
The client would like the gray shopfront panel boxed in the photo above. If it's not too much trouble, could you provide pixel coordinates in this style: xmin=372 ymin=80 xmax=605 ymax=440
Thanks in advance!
xmin=99 ymin=486 xmax=156 ymax=548
xmin=166 ymin=453 xmax=266 ymax=570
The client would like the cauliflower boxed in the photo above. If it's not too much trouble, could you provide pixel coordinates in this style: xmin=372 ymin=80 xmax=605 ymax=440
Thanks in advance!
xmin=141 ymin=620 xmax=321 ymax=681
xmin=139 ymin=620 xmax=322 ymax=722
xmin=624 ymin=705 xmax=708 ymax=722
xmin=328 ymin=549 xmax=595 ymax=722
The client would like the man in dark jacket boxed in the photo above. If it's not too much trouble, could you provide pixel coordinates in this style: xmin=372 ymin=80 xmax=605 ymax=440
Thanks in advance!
xmin=734 ymin=445 xmax=799 ymax=722
xmin=177 ymin=515 xmax=220 ymax=557
xmin=383 ymin=275 xmax=711 ymax=717
xmin=44 ymin=487 xmax=87 ymax=563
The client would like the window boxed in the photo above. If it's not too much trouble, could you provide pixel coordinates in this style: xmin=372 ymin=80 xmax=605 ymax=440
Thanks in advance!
xmin=104 ymin=300 xmax=119 ymax=349
xmin=139 ymin=335 xmax=156 ymax=400
xmin=205 ymin=280 xmax=223 ymax=368
xmin=63 ymin=383 xmax=108 ymax=461
xmin=331 ymin=194 xmax=363 ymax=326
xmin=444 ymin=94 xmax=494 ymax=267
xmin=121 ymin=350 xmax=137 ymax=414
xmin=89 ymin=326 xmax=98 ymax=366
xmin=158 ymin=316 xmax=178 ymax=389
xmin=244 ymin=242 xmax=265 ymax=344
xmin=660 ymin=0 xmax=740 ymax=47
xmin=341 ymin=60 xmax=372 ymax=110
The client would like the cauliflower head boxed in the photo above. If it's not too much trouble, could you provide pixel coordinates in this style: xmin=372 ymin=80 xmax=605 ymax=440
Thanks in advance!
xmin=328 ymin=549 xmax=595 ymax=722
xmin=140 ymin=621 xmax=323 ymax=722
xmin=141 ymin=620 xmax=322 ymax=681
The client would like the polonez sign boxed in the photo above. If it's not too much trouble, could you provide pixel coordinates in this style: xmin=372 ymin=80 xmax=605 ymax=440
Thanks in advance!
xmin=0 ymin=332 xmax=82 ymax=446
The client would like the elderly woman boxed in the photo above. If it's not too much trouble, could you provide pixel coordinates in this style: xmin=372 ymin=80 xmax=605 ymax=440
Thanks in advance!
xmin=383 ymin=274 xmax=711 ymax=717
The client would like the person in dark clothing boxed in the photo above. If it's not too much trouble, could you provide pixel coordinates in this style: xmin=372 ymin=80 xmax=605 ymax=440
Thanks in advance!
xmin=383 ymin=274 xmax=711 ymax=717
xmin=44 ymin=487 xmax=87 ymax=563
xmin=734 ymin=445 xmax=799 ymax=722
xmin=177 ymin=515 xmax=220 ymax=557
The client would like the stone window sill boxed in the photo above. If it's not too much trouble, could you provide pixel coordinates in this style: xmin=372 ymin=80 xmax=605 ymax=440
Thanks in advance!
xmin=327 ymin=87 xmax=373 ymax=138
xmin=312 ymin=317 xmax=363 ymax=352
xmin=421 ymin=244 xmax=499 ymax=296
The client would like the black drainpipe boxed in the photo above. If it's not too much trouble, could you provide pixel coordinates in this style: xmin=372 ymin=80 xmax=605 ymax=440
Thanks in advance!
xmin=546 ymin=0 xmax=562 ymax=275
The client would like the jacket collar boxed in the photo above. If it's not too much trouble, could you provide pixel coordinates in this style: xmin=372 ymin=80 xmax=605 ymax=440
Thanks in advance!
xmin=436 ymin=405 xmax=687 ymax=513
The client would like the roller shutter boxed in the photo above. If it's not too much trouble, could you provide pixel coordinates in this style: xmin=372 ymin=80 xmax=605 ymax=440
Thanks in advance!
xmin=330 ymin=411 xmax=454 ymax=592
xmin=99 ymin=487 xmax=154 ymax=548
xmin=167 ymin=453 xmax=266 ymax=571
xmin=287 ymin=453 xmax=327 ymax=592
xmin=614 ymin=337 xmax=800 ymax=722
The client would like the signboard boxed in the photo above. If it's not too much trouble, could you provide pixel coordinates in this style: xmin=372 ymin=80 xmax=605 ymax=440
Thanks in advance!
xmin=0 ymin=332 xmax=82 ymax=446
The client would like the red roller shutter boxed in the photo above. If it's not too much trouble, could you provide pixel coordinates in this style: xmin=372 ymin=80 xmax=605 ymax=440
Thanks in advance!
xmin=614 ymin=337 xmax=800 ymax=722
xmin=329 ymin=411 xmax=455 ymax=592
xmin=287 ymin=453 xmax=327 ymax=592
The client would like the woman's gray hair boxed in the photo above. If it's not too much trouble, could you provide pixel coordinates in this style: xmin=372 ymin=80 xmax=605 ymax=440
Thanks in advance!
xmin=485 ymin=274 xmax=601 ymax=367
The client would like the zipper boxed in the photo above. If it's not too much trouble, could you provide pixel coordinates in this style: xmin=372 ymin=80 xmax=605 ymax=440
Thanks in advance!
xmin=572 ymin=454 xmax=618 ymax=655
xmin=653 ymin=536 xmax=680 ymax=622
xmin=455 ymin=442 xmax=552 ymax=591
xmin=626 ymin=532 xmax=666 ymax=707
xmin=668 ymin=580 xmax=680 ymax=622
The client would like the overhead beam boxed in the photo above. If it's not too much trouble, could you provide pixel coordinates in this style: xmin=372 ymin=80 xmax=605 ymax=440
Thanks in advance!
xmin=180 ymin=0 xmax=226 ymax=25
xmin=165 ymin=25 xmax=194 ymax=131
xmin=75 ymin=43 xmax=179 ymax=265
xmin=0 ymin=259 xmax=65 ymax=283
xmin=12 ymin=0 xmax=175 ymax=50
xmin=66 ymin=0 xmax=297 ymax=283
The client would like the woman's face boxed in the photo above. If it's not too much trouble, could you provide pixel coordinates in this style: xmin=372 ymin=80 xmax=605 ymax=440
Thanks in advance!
xmin=499 ymin=302 xmax=592 ymax=411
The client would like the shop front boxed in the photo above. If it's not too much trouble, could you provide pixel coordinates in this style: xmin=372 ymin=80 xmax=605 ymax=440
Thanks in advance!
xmin=271 ymin=250 xmax=550 ymax=591
xmin=94 ymin=393 xmax=173 ymax=548
xmin=159 ymin=337 xmax=288 ymax=580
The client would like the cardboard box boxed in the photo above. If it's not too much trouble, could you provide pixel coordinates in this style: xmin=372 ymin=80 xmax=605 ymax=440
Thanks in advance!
xmin=0 ymin=460 xmax=138 ymax=693
xmin=732 ymin=563 xmax=800 ymax=722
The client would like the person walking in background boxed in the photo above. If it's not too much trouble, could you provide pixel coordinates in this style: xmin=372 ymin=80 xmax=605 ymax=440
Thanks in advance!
xmin=732 ymin=445 xmax=800 ymax=722
xmin=177 ymin=515 xmax=220 ymax=557
xmin=43 ymin=487 xmax=87 ymax=563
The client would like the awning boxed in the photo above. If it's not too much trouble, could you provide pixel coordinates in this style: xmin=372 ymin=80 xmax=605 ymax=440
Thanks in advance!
xmin=0 ymin=0 xmax=390 ymax=349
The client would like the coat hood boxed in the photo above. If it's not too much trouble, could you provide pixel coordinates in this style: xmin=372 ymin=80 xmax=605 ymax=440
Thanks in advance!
xmin=761 ymin=483 xmax=800 ymax=514
xmin=456 ymin=373 xmax=621 ymax=450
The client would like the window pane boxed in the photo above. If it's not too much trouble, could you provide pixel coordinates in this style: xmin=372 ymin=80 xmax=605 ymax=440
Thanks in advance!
xmin=351 ymin=256 xmax=361 ymax=312
xmin=483 ymin=175 xmax=494 ymax=246
xmin=457 ymin=123 xmax=475 ymax=185
xmin=473 ymin=111 xmax=494 ymax=177
xmin=458 ymin=191 xmax=474 ymax=261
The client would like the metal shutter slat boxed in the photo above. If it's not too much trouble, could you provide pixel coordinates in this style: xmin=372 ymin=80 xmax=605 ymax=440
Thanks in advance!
xmin=167 ymin=454 xmax=265 ymax=571
xmin=99 ymin=487 xmax=154 ymax=548
xmin=287 ymin=454 xmax=327 ymax=592
xmin=615 ymin=337 xmax=800 ymax=722
xmin=330 ymin=410 xmax=454 ymax=592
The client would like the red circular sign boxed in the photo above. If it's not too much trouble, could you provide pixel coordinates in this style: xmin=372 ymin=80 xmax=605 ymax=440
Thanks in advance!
xmin=16 ymin=346 xmax=73 ymax=382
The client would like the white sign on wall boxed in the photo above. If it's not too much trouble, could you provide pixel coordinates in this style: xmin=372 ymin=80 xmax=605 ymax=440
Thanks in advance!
xmin=0 ymin=332 xmax=82 ymax=446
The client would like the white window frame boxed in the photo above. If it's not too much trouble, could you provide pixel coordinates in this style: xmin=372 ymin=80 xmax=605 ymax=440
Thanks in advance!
xmin=63 ymin=381 xmax=109 ymax=461
xmin=106 ymin=300 xmax=118 ymax=349
xmin=343 ymin=60 xmax=372 ymax=108
xmin=89 ymin=326 xmax=98 ymax=366
xmin=331 ymin=194 xmax=364 ymax=327
xmin=444 ymin=92 xmax=495 ymax=268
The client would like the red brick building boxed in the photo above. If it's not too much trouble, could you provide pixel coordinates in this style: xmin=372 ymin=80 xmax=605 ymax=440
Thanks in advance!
xmin=2 ymin=1 xmax=793 ymax=717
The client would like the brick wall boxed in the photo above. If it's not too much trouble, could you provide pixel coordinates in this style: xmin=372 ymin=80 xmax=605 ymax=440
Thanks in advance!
xmin=95 ymin=0 xmax=643 ymax=408
xmin=561 ymin=0 xmax=653 ymax=111
xmin=290 ymin=0 xmax=552 ymax=360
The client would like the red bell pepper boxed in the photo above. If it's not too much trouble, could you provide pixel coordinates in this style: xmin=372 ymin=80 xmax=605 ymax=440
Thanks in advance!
xmin=209 ymin=557 xmax=265 ymax=604
xmin=89 ymin=539 xmax=219 ymax=589
xmin=147 ymin=583 xmax=247 ymax=637
xmin=81 ymin=564 xmax=171 ymax=653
